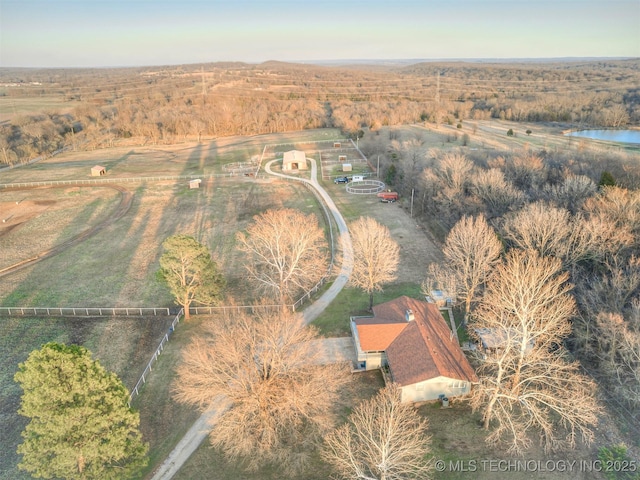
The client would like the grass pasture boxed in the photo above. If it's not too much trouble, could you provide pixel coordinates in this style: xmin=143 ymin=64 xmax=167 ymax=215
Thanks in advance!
xmin=0 ymin=131 xmax=350 ymax=478
xmin=0 ymin=314 xmax=174 ymax=480
xmin=0 ymin=95 xmax=82 ymax=123
xmin=0 ymin=179 xmax=325 ymax=307
xmin=2 ymin=125 xmax=636 ymax=479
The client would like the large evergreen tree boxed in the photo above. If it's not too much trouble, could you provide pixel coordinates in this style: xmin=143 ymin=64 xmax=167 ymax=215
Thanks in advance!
xmin=14 ymin=343 xmax=148 ymax=479
xmin=158 ymin=234 xmax=225 ymax=319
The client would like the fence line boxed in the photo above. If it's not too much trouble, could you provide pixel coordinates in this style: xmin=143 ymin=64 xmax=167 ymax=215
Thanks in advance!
xmin=264 ymin=138 xmax=349 ymax=151
xmin=128 ymin=308 xmax=183 ymax=405
xmin=0 ymin=173 xmax=239 ymax=190
xmin=188 ymin=304 xmax=285 ymax=315
xmin=0 ymin=306 xmax=173 ymax=317
xmin=0 ymin=303 xmax=313 ymax=318
xmin=346 ymin=179 xmax=386 ymax=194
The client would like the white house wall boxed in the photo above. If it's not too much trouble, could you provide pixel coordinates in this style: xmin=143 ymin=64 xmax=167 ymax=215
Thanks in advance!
xmin=351 ymin=319 xmax=387 ymax=370
xmin=399 ymin=376 xmax=471 ymax=403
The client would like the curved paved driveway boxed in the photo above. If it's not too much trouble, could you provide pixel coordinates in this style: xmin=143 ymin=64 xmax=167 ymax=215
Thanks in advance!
xmin=263 ymin=157 xmax=353 ymax=324
xmin=150 ymin=158 xmax=354 ymax=479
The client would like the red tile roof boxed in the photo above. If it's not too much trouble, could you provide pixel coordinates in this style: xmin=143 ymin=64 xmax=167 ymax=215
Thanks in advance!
xmin=353 ymin=317 xmax=408 ymax=351
xmin=360 ymin=296 xmax=478 ymax=386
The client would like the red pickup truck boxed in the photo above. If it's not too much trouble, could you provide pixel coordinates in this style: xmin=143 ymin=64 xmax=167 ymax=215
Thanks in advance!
xmin=377 ymin=191 xmax=399 ymax=202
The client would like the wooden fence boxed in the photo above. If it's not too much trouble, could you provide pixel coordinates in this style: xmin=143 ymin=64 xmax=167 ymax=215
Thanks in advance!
xmin=188 ymin=304 xmax=285 ymax=315
xmin=345 ymin=179 xmax=386 ymax=194
xmin=0 ymin=173 xmax=238 ymax=190
xmin=128 ymin=309 xmax=183 ymax=405
xmin=0 ymin=306 xmax=174 ymax=316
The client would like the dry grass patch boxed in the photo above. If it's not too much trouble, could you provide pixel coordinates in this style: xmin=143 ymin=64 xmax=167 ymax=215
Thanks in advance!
xmin=0 ymin=186 xmax=121 ymax=270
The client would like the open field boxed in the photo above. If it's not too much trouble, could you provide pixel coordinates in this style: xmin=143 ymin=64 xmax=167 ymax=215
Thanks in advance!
xmin=0 ymin=179 xmax=323 ymax=306
xmin=1 ymin=126 xmax=638 ymax=479
xmin=0 ymin=95 xmax=81 ymax=123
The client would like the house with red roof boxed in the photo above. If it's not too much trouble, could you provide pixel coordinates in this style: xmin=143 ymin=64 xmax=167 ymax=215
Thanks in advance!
xmin=351 ymin=296 xmax=478 ymax=403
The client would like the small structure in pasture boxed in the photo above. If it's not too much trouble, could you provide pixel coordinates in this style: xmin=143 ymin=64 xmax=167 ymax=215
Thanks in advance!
xmin=189 ymin=179 xmax=202 ymax=189
xmin=282 ymin=150 xmax=307 ymax=171
xmin=351 ymin=296 xmax=477 ymax=403
xmin=342 ymin=163 xmax=352 ymax=172
xmin=91 ymin=165 xmax=106 ymax=177
xmin=338 ymin=154 xmax=347 ymax=162
xmin=333 ymin=142 xmax=341 ymax=148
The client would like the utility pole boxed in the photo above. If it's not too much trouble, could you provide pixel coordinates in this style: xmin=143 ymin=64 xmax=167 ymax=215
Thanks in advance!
xmin=410 ymin=188 xmax=415 ymax=217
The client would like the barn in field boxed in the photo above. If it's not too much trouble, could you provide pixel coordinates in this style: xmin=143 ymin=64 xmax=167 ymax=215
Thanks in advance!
xmin=91 ymin=165 xmax=106 ymax=176
xmin=282 ymin=150 xmax=307 ymax=171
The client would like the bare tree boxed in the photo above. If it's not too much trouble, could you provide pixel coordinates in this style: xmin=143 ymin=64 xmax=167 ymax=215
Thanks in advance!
xmin=470 ymin=250 xmax=600 ymax=455
xmin=543 ymin=174 xmax=597 ymax=213
xmin=323 ymin=385 xmax=432 ymax=480
xmin=502 ymin=202 xmax=633 ymax=268
xmin=583 ymin=186 xmax=640 ymax=240
xmin=504 ymin=151 xmax=546 ymax=191
xmin=173 ymin=306 xmax=348 ymax=475
xmin=470 ymin=168 xmax=526 ymax=218
xmin=593 ymin=310 xmax=640 ymax=407
xmin=502 ymin=202 xmax=575 ymax=261
xmin=440 ymin=215 xmax=502 ymax=322
xmin=437 ymin=151 xmax=473 ymax=194
xmin=236 ymin=208 xmax=329 ymax=305
xmin=349 ymin=217 xmax=400 ymax=311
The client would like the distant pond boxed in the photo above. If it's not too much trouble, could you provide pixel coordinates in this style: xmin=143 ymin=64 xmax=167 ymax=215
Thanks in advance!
xmin=565 ymin=129 xmax=640 ymax=144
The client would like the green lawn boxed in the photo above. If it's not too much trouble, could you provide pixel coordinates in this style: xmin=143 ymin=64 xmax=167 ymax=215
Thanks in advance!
xmin=312 ymin=283 xmax=424 ymax=336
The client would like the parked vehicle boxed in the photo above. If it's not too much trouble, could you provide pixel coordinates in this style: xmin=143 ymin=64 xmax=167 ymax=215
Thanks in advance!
xmin=334 ymin=176 xmax=350 ymax=184
xmin=377 ymin=191 xmax=399 ymax=202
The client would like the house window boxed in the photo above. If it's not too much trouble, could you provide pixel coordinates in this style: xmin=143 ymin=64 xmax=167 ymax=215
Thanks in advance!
xmin=449 ymin=381 xmax=466 ymax=389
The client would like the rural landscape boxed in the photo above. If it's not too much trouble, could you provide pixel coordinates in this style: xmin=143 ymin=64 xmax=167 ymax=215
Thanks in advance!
xmin=1 ymin=57 xmax=640 ymax=480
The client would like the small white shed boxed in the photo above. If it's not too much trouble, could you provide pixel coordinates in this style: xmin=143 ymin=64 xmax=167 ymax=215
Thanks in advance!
xmin=91 ymin=165 xmax=106 ymax=176
xmin=342 ymin=163 xmax=352 ymax=172
xmin=189 ymin=179 xmax=202 ymax=189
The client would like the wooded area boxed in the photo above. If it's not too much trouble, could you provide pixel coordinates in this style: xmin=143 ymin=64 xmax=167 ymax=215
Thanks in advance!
xmin=0 ymin=59 xmax=638 ymax=165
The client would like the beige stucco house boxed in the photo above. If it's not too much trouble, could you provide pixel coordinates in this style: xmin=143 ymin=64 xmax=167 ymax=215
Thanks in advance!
xmin=351 ymin=296 xmax=478 ymax=403
xmin=282 ymin=150 xmax=307 ymax=171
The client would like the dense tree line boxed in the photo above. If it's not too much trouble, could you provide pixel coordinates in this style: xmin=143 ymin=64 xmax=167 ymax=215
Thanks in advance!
xmin=405 ymin=139 xmax=640 ymax=429
xmin=1 ymin=59 xmax=638 ymax=165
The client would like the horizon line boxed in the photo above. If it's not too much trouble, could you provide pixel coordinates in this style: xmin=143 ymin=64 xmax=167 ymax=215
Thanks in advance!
xmin=1 ymin=56 xmax=638 ymax=70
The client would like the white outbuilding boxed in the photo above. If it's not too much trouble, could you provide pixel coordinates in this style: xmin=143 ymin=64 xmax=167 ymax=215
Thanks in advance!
xmin=282 ymin=150 xmax=307 ymax=171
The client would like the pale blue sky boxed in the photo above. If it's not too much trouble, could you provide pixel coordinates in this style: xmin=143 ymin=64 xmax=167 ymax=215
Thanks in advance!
xmin=1 ymin=0 xmax=638 ymax=67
